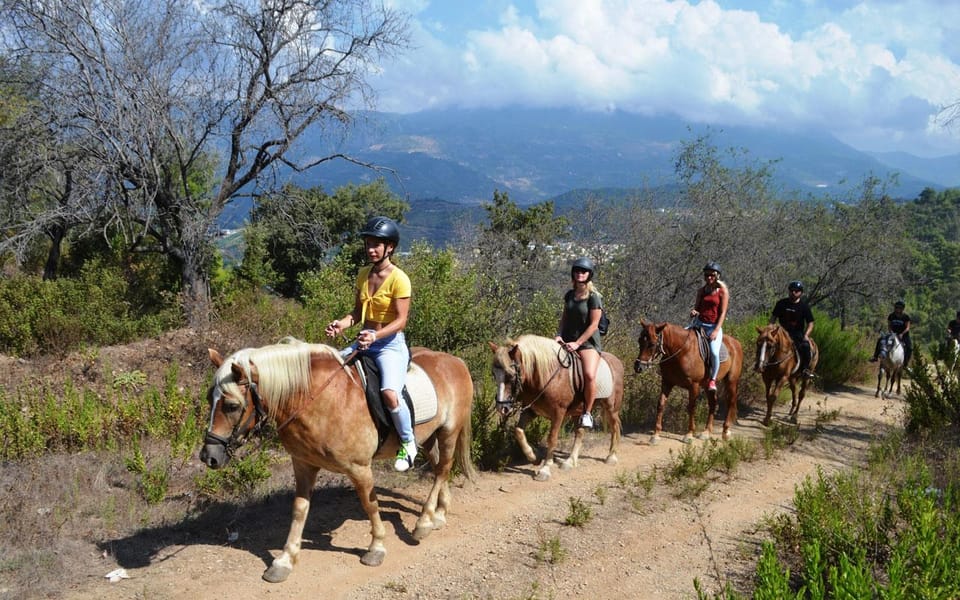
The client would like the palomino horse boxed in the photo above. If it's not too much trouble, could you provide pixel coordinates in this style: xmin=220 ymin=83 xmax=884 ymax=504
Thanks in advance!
xmin=876 ymin=332 xmax=905 ymax=398
xmin=633 ymin=321 xmax=743 ymax=444
xmin=754 ymin=324 xmax=820 ymax=425
xmin=200 ymin=340 xmax=476 ymax=583
xmin=488 ymin=334 xmax=624 ymax=482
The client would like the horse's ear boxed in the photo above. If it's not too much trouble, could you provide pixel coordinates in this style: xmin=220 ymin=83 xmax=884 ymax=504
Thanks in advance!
xmin=655 ymin=322 xmax=668 ymax=333
xmin=209 ymin=348 xmax=224 ymax=367
xmin=230 ymin=361 xmax=248 ymax=385
xmin=248 ymin=359 xmax=260 ymax=384
xmin=508 ymin=344 xmax=521 ymax=361
xmin=755 ymin=326 xmax=763 ymax=333
xmin=488 ymin=341 xmax=499 ymax=353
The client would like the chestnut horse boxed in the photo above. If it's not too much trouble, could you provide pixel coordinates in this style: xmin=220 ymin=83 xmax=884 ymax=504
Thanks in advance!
xmin=489 ymin=334 xmax=624 ymax=482
xmin=633 ymin=321 xmax=743 ymax=444
xmin=754 ymin=324 xmax=819 ymax=424
xmin=875 ymin=332 xmax=904 ymax=398
xmin=200 ymin=340 xmax=476 ymax=583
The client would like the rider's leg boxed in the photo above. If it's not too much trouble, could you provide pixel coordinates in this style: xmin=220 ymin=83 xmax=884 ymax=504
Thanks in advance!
xmin=375 ymin=334 xmax=416 ymax=471
xmin=578 ymin=348 xmax=601 ymax=428
xmin=706 ymin=325 xmax=722 ymax=389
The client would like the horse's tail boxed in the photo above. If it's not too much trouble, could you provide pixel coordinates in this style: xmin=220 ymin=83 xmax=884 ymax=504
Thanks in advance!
xmin=454 ymin=411 xmax=478 ymax=483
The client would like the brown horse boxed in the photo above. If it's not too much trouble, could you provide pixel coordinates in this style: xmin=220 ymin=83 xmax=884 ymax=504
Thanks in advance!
xmin=488 ymin=334 xmax=624 ymax=481
xmin=754 ymin=324 xmax=819 ymax=424
xmin=200 ymin=340 xmax=476 ymax=583
xmin=633 ymin=321 xmax=743 ymax=444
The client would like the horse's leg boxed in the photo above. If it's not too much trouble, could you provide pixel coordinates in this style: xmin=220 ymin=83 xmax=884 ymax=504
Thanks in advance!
xmin=721 ymin=378 xmax=739 ymax=440
xmin=537 ymin=411 xmax=566 ymax=481
xmin=699 ymin=386 xmax=717 ymax=440
xmin=650 ymin=383 xmax=673 ymax=445
xmin=263 ymin=460 xmax=319 ymax=583
xmin=786 ymin=377 xmax=800 ymax=423
xmin=560 ymin=421 xmax=584 ymax=471
xmin=601 ymin=396 xmax=622 ymax=465
xmin=414 ymin=427 xmax=457 ymax=540
xmin=683 ymin=385 xmax=699 ymax=443
xmin=348 ymin=464 xmax=388 ymax=567
xmin=876 ymin=367 xmax=883 ymax=398
xmin=512 ymin=411 xmax=539 ymax=465
xmin=762 ymin=376 xmax=776 ymax=426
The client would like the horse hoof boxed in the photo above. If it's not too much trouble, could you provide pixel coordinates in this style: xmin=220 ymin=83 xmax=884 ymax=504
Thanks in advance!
xmin=262 ymin=564 xmax=293 ymax=583
xmin=790 ymin=414 xmax=799 ymax=424
xmin=761 ymin=418 xmax=771 ymax=427
xmin=558 ymin=460 xmax=574 ymax=471
xmin=696 ymin=431 xmax=710 ymax=440
xmin=682 ymin=434 xmax=694 ymax=444
xmin=649 ymin=435 xmax=660 ymax=445
xmin=722 ymin=430 xmax=732 ymax=441
xmin=361 ymin=549 xmax=386 ymax=567
xmin=605 ymin=454 xmax=619 ymax=466
xmin=412 ymin=525 xmax=433 ymax=541
xmin=534 ymin=470 xmax=551 ymax=482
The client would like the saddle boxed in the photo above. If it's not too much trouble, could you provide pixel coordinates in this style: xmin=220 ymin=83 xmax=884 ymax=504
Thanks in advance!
xmin=347 ymin=353 xmax=417 ymax=450
xmin=693 ymin=328 xmax=729 ymax=373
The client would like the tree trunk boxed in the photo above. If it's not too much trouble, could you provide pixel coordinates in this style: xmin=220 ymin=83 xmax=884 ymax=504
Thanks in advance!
xmin=179 ymin=243 xmax=212 ymax=329
xmin=42 ymin=224 xmax=66 ymax=281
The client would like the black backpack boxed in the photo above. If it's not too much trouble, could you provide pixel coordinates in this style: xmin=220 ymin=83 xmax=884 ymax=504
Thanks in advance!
xmin=598 ymin=309 xmax=610 ymax=336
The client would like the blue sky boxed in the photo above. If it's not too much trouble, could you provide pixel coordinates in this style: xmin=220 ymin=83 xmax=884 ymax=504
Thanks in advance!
xmin=374 ymin=1 xmax=960 ymax=157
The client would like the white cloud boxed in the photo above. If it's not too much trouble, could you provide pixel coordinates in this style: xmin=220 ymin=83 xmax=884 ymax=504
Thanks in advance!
xmin=372 ymin=0 xmax=960 ymax=156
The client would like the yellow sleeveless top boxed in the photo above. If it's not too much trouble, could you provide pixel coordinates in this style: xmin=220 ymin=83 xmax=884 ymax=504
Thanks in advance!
xmin=356 ymin=265 xmax=412 ymax=324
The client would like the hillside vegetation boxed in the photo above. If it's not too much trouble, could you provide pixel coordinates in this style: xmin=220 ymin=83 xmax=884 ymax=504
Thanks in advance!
xmin=2 ymin=138 xmax=960 ymax=598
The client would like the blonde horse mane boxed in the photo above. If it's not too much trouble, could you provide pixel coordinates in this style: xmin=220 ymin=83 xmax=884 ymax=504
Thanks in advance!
xmin=510 ymin=334 xmax=564 ymax=388
xmin=214 ymin=338 xmax=344 ymax=420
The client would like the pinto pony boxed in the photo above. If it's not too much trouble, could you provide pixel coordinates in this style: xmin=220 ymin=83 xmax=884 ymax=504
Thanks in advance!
xmin=876 ymin=332 xmax=905 ymax=398
xmin=633 ymin=321 xmax=743 ymax=444
xmin=200 ymin=340 xmax=476 ymax=583
xmin=488 ymin=334 xmax=624 ymax=482
xmin=754 ymin=324 xmax=819 ymax=425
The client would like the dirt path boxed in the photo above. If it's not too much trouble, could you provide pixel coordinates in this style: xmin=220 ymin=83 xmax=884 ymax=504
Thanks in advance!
xmin=67 ymin=384 xmax=902 ymax=600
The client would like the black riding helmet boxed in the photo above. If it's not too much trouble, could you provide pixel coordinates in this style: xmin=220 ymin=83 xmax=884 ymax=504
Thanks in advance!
xmin=894 ymin=300 xmax=906 ymax=308
xmin=702 ymin=261 xmax=721 ymax=277
xmin=359 ymin=216 xmax=400 ymax=245
xmin=571 ymin=257 xmax=596 ymax=281
xmin=788 ymin=280 xmax=804 ymax=292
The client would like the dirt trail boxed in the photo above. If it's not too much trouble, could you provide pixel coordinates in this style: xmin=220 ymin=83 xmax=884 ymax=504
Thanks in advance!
xmin=66 ymin=385 xmax=902 ymax=600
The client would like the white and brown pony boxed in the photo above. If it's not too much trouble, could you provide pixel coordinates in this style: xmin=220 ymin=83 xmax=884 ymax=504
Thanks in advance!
xmin=488 ymin=334 xmax=624 ymax=482
xmin=876 ymin=332 xmax=905 ymax=398
xmin=754 ymin=324 xmax=819 ymax=424
xmin=200 ymin=340 xmax=476 ymax=583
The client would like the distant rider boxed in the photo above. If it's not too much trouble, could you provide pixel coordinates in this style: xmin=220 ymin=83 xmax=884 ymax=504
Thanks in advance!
xmin=769 ymin=280 xmax=815 ymax=377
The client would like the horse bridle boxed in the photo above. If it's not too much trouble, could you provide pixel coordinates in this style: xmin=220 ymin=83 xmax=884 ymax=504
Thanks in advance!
xmin=203 ymin=379 xmax=268 ymax=459
xmin=636 ymin=330 xmax=688 ymax=368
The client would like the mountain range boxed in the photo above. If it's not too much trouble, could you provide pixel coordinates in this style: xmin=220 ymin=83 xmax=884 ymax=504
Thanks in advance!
xmin=219 ymin=107 xmax=960 ymax=244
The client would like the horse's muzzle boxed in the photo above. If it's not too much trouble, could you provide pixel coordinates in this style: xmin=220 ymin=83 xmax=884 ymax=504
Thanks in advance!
xmin=633 ymin=359 xmax=651 ymax=374
xmin=200 ymin=432 xmax=231 ymax=469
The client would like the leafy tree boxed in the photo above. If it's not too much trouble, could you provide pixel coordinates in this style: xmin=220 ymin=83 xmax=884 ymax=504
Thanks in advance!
xmin=247 ymin=179 xmax=408 ymax=296
xmin=0 ymin=0 xmax=410 ymax=326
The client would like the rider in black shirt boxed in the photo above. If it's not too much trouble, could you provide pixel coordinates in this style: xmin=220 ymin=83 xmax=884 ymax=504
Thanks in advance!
xmin=770 ymin=280 xmax=815 ymax=376
xmin=870 ymin=300 xmax=912 ymax=366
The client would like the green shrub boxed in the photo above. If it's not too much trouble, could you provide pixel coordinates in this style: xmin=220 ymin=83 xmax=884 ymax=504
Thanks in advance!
xmin=809 ymin=310 xmax=869 ymax=388
xmin=902 ymin=347 xmax=960 ymax=434
xmin=0 ymin=262 xmax=180 ymax=357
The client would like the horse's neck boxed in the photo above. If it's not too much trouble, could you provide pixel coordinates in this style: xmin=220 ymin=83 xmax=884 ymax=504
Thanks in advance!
xmin=665 ymin=325 xmax=693 ymax=351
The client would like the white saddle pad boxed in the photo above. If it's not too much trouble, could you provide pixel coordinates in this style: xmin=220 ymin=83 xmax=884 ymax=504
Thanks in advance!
xmin=567 ymin=357 xmax=615 ymax=398
xmin=406 ymin=361 xmax=438 ymax=424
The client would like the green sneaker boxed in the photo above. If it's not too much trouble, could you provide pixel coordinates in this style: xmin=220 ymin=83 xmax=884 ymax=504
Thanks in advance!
xmin=394 ymin=440 xmax=417 ymax=472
